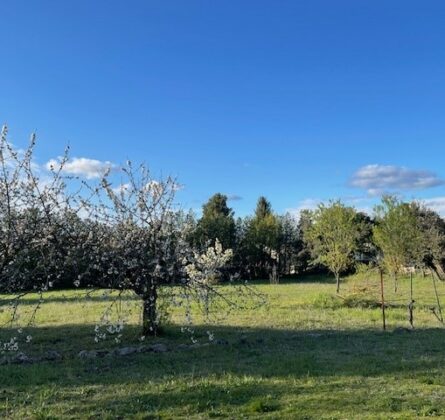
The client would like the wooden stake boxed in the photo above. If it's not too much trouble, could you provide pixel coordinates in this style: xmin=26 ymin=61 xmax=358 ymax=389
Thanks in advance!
xmin=380 ymin=269 xmax=386 ymax=331
xmin=432 ymin=272 xmax=443 ymax=323
xmin=408 ymin=271 xmax=414 ymax=329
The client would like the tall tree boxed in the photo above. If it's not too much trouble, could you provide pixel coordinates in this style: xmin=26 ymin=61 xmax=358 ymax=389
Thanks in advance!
xmin=296 ymin=209 xmax=315 ymax=274
xmin=245 ymin=197 xmax=281 ymax=282
xmin=306 ymin=201 xmax=359 ymax=293
xmin=410 ymin=202 xmax=445 ymax=277
xmin=277 ymin=213 xmax=302 ymax=276
xmin=194 ymin=193 xmax=236 ymax=250
xmin=255 ymin=196 xmax=273 ymax=219
xmin=354 ymin=212 xmax=377 ymax=263
xmin=232 ymin=216 xmax=251 ymax=278
xmin=373 ymin=196 xmax=423 ymax=292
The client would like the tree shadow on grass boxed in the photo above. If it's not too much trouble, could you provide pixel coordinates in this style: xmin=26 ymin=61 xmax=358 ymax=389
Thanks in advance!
xmin=2 ymin=324 xmax=445 ymax=417
xmin=1 ymin=324 xmax=445 ymax=384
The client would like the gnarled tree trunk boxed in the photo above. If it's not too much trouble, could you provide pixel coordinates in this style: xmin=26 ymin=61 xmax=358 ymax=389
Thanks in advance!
xmin=142 ymin=286 xmax=158 ymax=336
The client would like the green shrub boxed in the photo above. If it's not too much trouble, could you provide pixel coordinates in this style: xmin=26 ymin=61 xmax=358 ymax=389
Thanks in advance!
xmin=311 ymin=293 xmax=343 ymax=309
xmin=246 ymin=398 xmax=279 ymax=413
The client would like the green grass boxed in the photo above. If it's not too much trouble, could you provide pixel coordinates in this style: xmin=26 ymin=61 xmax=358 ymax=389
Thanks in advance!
xmin=2 ymin=273 xmax=445 ymax=419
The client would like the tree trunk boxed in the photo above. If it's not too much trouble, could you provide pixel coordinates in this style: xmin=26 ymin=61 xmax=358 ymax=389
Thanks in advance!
xmin=393 ymin=273 xmax=398 ymax=293
xmin=335 ymin=273 xmax=340 ymax=294
xmin=142 ymin=287 xmax=158 ymax=337
xmin=270 ymin=262 xmax=279 ymax=284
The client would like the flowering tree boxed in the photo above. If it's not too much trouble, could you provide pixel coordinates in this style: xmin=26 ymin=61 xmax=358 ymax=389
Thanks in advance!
xmin=86 ymin=162 xmax=257 ymax=338
xmin=0 ymin=126 xmax=261 ymax=348
xmin=0 ymin=126 xmax=97 ymax=354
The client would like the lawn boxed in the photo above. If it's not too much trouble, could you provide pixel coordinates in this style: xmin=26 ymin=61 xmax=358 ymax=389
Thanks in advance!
xmin=2 ymin=273 xmax=445 ymax=419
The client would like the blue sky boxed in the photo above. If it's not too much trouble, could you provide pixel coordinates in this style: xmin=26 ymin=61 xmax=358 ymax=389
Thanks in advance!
xmin=2 ymin=0 xmax=445 ymax=216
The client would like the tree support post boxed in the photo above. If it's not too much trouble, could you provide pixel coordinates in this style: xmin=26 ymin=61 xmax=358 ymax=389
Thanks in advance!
xmin=380 ymin=269 xmax=386 ymax=331
xmin=408 ymin=271 xmax=414 ymax=329
xmin=432 ymin=272 xmax=444 ymax=324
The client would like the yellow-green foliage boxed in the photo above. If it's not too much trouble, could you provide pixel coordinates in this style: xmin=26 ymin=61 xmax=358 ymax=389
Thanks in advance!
xmin=373 ymin=196 xmax=423 ymax=275
xmin=306 ymin=201 xmax=359 ymax=291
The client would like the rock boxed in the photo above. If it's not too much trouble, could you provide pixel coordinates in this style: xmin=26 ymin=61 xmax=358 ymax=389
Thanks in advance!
xmin=114 ymin=347 xmax=138 ymax=357
xmin=148 ymin=343 xmax=168 ymax=353
xmin=177 ymin=343 xmax=210 ymax=350
xmin=78 ymin=349 xmax=109 ymax=359
xmin=79 ymin=343 xmax=168 ymax=359
xmin=177 ymin=344 xmax=190 ymax=350
xmin=188 ymin=343 xmax=202 ymax=350
xmin=78 ymin=350 xmax=98 ymax=359
xmin=43 ymin=350 xmax=62 ymax=361
xmin=129 ymin=343 xmax=169 ymax=354
xmin=196 ymin=343 xmax=210 ymax=348
xmin=11 ymin=352 xmax=33 ymax=364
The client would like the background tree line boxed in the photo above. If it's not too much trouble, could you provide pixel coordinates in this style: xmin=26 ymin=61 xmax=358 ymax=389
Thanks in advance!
xmin=5 ymin=188 xmax=444 ymax=294
xmin=188 ymin=193 xmax=445 ymax=290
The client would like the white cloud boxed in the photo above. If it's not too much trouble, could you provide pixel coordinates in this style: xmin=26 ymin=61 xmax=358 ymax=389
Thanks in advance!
xmin=46 ymin=157 xmax=115 ymax=179
xmin=351 ymin=164 xmax=444 ymax=196
xmin=286 ymin=198 xmax=322 ymax=219
xmin=423 ymin=197 xmax=445 ymax=216
xmin=112 ymin=183 xmax=131 ymax=194
xmin=287 ymin=196 xmax=375 ymax=219
xmin=111 ymin=180 xmax=183 ymax=196
xmin=172 ymin=182 xmax=184 ymax=192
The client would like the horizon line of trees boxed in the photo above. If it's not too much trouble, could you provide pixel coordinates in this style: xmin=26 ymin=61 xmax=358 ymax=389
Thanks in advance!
xmin=188 ymin=193 xmax=445 ymax=291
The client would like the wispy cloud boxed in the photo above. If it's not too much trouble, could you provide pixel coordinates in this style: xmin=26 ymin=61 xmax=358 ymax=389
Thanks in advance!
xmin=351 ymin=164 xmax=444 ymax=196
xmin=227 ymin=194 xmax=243 ymax=201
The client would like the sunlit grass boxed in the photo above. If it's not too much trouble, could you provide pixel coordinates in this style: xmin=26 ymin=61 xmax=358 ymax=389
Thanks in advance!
xmin=2 ymin=273 xmax=445 ymax=418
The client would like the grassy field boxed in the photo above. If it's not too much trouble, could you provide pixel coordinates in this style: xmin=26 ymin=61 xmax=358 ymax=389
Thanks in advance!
xmin=2 ymin=273 xmax=445 ymax=419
